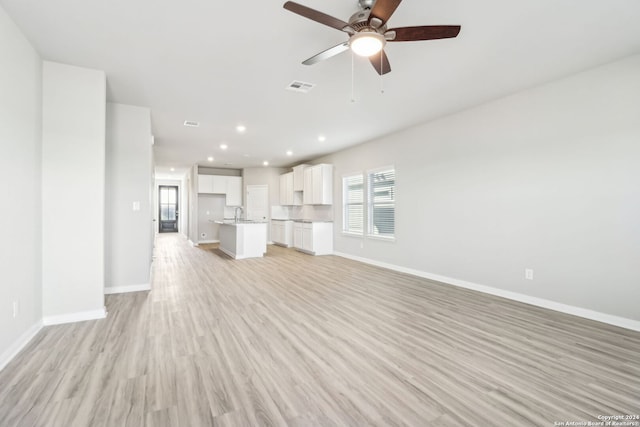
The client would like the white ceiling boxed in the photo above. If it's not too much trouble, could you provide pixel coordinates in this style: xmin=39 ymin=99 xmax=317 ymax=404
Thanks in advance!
xmin=3 ymin=0 xmax=640 ymax=176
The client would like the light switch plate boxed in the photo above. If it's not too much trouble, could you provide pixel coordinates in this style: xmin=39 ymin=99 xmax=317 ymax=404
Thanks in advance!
xmin=132 ymin=201 xmax=140 ymax=211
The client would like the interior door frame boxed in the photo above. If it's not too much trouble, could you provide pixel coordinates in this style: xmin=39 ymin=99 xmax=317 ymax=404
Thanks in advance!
xmin=158 ymin=185 xmax=179 ymax=233
xmin=245 ymin=184 xmax=269 ymax=222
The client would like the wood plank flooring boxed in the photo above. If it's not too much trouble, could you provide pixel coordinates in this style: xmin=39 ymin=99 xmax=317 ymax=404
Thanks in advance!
xmin=0 ymin=233 xmax=639 ymax=426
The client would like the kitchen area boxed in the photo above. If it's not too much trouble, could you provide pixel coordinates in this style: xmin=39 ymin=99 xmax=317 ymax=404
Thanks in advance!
xmin=190 ymin=163 xmax=334 ymax=259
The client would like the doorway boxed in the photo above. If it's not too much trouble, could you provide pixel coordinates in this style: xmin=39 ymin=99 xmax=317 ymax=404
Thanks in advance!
xmin=246 ymin=185 xmax=268 ymax=221
xmin=159 ymin=185 xmax=179 ymax=233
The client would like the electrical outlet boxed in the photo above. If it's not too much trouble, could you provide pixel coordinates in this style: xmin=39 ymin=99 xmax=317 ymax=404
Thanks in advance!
xmin=525 ymin=269 xmax=534 ymax=280
xmin=12 ymin=300 xmax=19 ymax=318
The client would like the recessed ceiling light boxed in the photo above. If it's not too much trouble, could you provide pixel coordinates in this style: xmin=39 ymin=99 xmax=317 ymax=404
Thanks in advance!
xmin=207 ymin=156 xmax=214 ymax=162
xmin=183 ymin=121 xmax=199 ymax=127
xmin=243 ymin=154 xmax=250 ymax=157
xmin=170 ymin=167 xmax=175 ymax=172
xmin=236 ymin=125 xmax=246 ymax=133
xmin=263 ymin=161 xmax=269 ymax=166
xmin=286 ymin=150 xmax=293 ymax=156
xmin=220 ymin=144 xmax=228 ymax=150
xmin=318 ymin=135 xmax=326 ymax=142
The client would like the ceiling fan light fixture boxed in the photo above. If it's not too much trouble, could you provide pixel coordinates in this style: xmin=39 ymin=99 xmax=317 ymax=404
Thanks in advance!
xmin=349 ymin=31 xmax=386 ymax=57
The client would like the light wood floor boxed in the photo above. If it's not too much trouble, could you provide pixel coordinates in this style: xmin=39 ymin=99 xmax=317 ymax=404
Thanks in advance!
xmin=1 ymin=234 xmax=639 ymax=426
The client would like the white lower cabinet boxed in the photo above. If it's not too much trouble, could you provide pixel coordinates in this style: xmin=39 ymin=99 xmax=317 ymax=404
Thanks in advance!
xmin=293 ymin=221 xmax=333 ymax=255
xmin=293 ymin=222 xmax=302 ymax=249
xmin=271 ymin=220 xmax=293 ymax=247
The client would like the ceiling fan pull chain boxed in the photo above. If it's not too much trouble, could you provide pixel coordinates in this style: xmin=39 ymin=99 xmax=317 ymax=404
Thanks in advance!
xmin=380 ymin=54 xmax=385 ymax=94
xmin=351 ymin=50 xmax=356 ymax=103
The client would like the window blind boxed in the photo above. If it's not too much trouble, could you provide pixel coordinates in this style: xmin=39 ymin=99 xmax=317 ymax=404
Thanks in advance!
xmin=343 ymin=174 xmax=364 ymax=234
xmin=368 ymin=168 xmax=395 ymax=237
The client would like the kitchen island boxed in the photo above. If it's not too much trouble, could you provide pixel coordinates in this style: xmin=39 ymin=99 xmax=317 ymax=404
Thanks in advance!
xmin=215 ymin=220 xmax=268 ymax=259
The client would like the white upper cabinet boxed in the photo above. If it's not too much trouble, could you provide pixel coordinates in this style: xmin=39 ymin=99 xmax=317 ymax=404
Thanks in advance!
xmin=279 ymin=172 xmax=294 ymax=205
xmin=198 ymin=174 xmax=243 ymax=206
xmin=292 ymin=164 xmax=309 ymax=192
xmin=279 ymin=174 xmax=287 ymax=205
xmin=212 ymin=176 xmax=227 ymax=194
xmin=303 ymin=167 xmax=313 ymax=205
xmin=198 ymin=175 xmax=214 ymax=194
xmin=303 ymin=164 xmax=333 ymax=205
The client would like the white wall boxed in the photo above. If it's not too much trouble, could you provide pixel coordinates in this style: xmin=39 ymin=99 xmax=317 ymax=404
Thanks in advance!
xmin=42 ymin=61 xmax=106 ymax=322
xmin=105 ymin=103 xmax=153 ymax=293
xmin=0 ymin=6 xmax=43 ymax=366
xmin=197 ymin=194 xmax=226 ymax=242
xmin=318 ymin=55 xmax=640 ymax=323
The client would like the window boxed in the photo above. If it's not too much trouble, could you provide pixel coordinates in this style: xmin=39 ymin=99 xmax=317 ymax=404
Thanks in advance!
xmin=368 ymin=168 xmax=395 ymax=238
xmin=343 ymin=174 xmax=364 ymax=234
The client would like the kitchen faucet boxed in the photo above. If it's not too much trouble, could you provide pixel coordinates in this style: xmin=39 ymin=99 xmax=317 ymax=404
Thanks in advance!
xmin=234 ymin=206 xmax=244 ymax=222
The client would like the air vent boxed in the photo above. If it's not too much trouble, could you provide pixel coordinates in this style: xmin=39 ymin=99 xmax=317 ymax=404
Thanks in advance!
xmin=184 ymin=120 xmax=200 ymax=127
xmin=286 ymin=81 xmax=315 ymax=93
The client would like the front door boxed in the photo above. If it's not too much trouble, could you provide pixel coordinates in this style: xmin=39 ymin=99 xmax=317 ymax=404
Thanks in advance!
xmin=159 ymin=185 xmax=179 ymax=233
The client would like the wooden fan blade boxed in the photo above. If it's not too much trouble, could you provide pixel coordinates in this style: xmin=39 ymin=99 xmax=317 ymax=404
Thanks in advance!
xmin=387 ymin=25 xmax=461 ymax=42
xmin=283 ymin=1 xmax=350 ymax=31
xmin=369 ymin=0 xmax=402 ymax=26
xmin=302 ymin=42 xmax=349 ymax=65
xmin=369 ymin=49 xmax=391 ymax=75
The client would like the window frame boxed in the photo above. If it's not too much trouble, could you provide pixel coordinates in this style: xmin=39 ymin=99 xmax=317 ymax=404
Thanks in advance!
xmin=366 ymin=166 xmax=396 ymax=240
xmin=342 ymin=172 xmax=365 ymax=236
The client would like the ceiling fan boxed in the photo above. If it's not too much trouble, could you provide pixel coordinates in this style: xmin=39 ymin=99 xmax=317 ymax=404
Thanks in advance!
xmin=283 ymin=0 xmax=461 ymax=75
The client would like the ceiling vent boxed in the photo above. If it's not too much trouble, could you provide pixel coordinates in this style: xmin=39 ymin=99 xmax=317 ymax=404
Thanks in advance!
xmin=184 ymin=120 xmax=200 ymax=127
xmin=286 ymin=81 xmax=315 ymax=93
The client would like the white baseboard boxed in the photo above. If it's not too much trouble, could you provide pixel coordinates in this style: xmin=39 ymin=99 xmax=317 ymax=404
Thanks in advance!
xmin=188 ymin=239 xmax=196 ymax=247
xmin=104 ymin=283 xmax=151 ymax=295
xmin=333 ymin=252 xmax=640 ymax=332
xmin=42 ymin=307 xmax=107 ymax=326
xmin=0 ymin=321 xmax=43 ymax=372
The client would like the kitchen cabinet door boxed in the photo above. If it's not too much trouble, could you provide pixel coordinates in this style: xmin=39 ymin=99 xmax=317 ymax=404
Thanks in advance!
xmin=303 ymin=168 xmax=313 ymax=205
xmin=211 ymin=176 xmax=227 ymax=194
xmin=314 ymin=164 xmax=333 ymax=205
xmin=302 ymin=164 xmax=332 ymax=205
xmin=271 ymin=222 xmax=281 ymax=244
xmin=311 ymin=166 xmax=323 ymax=204
xmin=279 ymin=173 xmax=294 ymax=205
xmin=293 ymin=222 xmax=333 ymax=255
xmin=293 ymin=223 xmax=303 ymax=249
xmin=302 ymin=225 xmax=313 ymax=252
xmin=286 ymin=173 xmax=294 ymax=205
xmin=198 ymin=175 xmax=213 ymax=194
xmin=293 ymin=164 xmax=308 ymax=191
xmin=279 ymin=175 xmax=287 ymax=205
